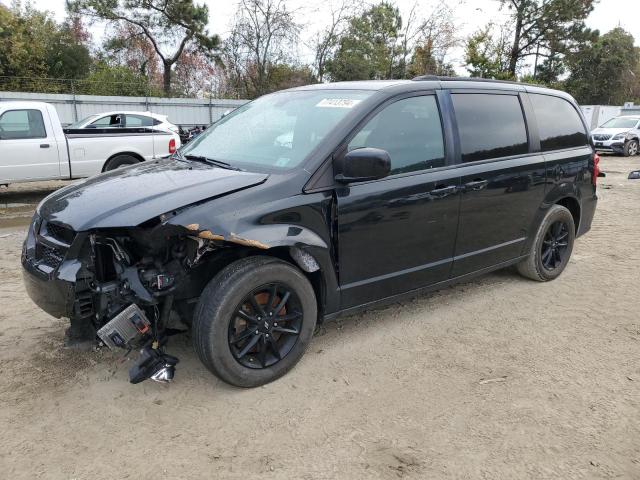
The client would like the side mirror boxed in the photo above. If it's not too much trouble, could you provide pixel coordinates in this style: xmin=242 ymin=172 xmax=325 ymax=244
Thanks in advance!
xmin=335 ymin=147 xmax=391 ymax=183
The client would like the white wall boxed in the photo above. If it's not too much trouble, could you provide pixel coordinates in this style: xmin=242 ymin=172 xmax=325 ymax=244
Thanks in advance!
xmin=580 ymin=105 xmax=622 ymax=130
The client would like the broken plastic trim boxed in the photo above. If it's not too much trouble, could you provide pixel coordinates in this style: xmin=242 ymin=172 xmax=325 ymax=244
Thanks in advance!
xmin=184 ymin=223 xmax=270 ymax=250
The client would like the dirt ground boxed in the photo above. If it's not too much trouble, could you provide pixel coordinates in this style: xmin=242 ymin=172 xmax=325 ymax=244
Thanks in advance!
xmin=0 ymin=156 xmax=639 ymax=480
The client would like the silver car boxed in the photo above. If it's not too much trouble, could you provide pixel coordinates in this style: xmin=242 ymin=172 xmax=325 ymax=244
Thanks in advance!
xmin=591 ymin=116 xmax=640 ymax=156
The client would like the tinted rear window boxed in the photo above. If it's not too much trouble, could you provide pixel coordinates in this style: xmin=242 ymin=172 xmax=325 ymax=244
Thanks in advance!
xmin=452 ymin=93 xmax=528 ymax=162
xmin=529 ymin=94 xmax=587 ymax=151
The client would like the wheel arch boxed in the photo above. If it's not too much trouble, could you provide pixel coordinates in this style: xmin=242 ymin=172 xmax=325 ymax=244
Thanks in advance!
xmin=194 ymin=244 xmax=329 ymax=322
xmin=555 ymin=196 xmax=581 ymax=233
xmin=102 ymin=151 xmax=145 ymax=172
xmin=523 ymin=193 xmax=582 ymax=255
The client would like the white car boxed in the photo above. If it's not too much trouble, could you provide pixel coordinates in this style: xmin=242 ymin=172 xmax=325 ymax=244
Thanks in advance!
xmin=0 ymin=101 xmax=181 ymax=185
xmin=67 ymin=111 xmax=180 ymax=135
xmin=591 ymin=116 xmax=640 ymax=156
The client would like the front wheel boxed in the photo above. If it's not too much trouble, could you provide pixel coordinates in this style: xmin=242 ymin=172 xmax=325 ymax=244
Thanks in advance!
xmin=193 ymin=256 xmax=317 ymax=387
xmin=517 ymin=205 xmax=575 ymax=281
xmin=624 ymin=139 xmax=639 ymax=157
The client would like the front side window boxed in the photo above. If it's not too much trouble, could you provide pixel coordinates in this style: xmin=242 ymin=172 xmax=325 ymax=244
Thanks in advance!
xmin=530 ymin=94 xmax=587 ymax=151
xmin=126 ymin=114 xmax=154 ymax=127
xmin=182 ymin=90 xmax=373 ymax=171
xmin=0 ymin=109 xmax=46 ymax=139
xmin=90 ymin=114 xmax=123 ymax=128
xmin=348 ymin=95 xmax=445 ymax=174
xmin=452 ymin=93 xmax=528 ymax=163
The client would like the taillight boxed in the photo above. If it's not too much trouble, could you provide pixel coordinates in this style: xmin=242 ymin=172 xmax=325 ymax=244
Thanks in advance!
xmin=169 ymin=138 xmax=176 ymax=154
xmin=592 ymin=152 xmax=600 ymax=186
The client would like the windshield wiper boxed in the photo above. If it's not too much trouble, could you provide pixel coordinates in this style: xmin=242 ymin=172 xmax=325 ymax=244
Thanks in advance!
xmin=183 ymin=154 xmax=242 ymax=171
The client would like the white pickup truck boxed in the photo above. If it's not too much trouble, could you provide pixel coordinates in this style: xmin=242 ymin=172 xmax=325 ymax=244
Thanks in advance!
xmin=0 ymin=101 xmax=181 ymax=185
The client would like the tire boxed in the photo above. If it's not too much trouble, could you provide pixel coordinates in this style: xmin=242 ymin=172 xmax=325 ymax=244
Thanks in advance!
xmin=192 ymin=256 xmax=317 ymax=387
xmin=517 ymin=205 xmax=575 ymax=282
xmin=623 ymin=139 xmax=639 ymax=157
xmin=104 ymin=154 xmax=139 ymax=171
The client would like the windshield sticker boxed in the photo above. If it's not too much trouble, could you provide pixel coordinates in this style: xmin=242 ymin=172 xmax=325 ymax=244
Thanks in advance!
xmin=316 ymin=98 xmax=362 ymax=109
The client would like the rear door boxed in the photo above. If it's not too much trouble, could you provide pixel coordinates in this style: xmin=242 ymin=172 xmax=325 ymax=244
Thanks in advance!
xmin=528 ymin=93 xmax=592 ymax=228
xmin=449 ymin=91 xmax=546 ymax=277
xmin=0 ymin=108 xmax=61 ymax=183
xmin=336 ymin=93 xmax=461 ymax=308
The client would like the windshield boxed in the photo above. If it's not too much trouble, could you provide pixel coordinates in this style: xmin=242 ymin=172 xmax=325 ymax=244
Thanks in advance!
xmin=600 ymin=117 xmax=639 ymax=128
xmin=180 ymin=90 xmax=372 ymax=171
xmin=67 ymin=114 xmax=99 ymax=128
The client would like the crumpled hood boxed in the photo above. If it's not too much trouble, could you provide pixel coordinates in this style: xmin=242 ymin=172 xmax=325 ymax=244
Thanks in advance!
xmin=38 ymin=159 xmax=268 ymax=231
xmin=591 ymin=127 xmax=630 ymax=137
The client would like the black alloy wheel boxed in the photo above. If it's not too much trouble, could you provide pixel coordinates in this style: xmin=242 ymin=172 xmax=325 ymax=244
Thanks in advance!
xmin=193 ymin=256 xmax=317 ymax=387
xmin=516 ymin=204 xmax=575 ymax=282
xmin=229 ymin=283 xmax=303 ymax=369
xmin=540 ymin=220 xmax=570 ymax=271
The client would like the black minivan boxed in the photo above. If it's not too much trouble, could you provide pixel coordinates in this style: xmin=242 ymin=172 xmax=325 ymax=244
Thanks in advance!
xmin=22 ymin=77 xmax=599 ymax=387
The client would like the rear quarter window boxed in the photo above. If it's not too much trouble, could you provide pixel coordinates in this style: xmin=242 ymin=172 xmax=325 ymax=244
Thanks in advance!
xmin=126 ymin=114 xmax=154 ymax=127
xmin=529 ymin=94 xmax=587 ymax=151
xmin=451 ymin=93 xmax=528 ymax=163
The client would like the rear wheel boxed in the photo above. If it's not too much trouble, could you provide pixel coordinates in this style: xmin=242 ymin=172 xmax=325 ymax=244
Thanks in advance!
xmin=104 ymin=154 xmax=139 ymax=171
xmin=517 ymin=205 xmax=575 ymax=281
xmin=193 ymin=256 xmax=317 ymax=387
xmin=624 ymin=139 xmax=639 ymax=157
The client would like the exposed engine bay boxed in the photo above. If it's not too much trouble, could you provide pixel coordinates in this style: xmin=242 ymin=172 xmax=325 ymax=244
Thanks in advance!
xmin=46 ymin=221 xmax=244 ymax=384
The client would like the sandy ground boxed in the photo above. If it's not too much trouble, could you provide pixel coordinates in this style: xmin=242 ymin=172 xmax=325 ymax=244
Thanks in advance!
xmin=0 ymin=157 xmax=639 ymax=479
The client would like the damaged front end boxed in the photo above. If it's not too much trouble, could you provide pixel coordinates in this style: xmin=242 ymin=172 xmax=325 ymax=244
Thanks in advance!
xmin=22 ymin=213 xmax=249 ymax=384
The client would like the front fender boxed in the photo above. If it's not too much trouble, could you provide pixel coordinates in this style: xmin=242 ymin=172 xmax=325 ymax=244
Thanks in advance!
xmin=166 ymin=191 xmax=341 ymax=315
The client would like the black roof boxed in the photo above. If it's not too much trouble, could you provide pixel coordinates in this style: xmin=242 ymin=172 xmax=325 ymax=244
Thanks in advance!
xmin=285 ymin=76 xmax=574 ymax=101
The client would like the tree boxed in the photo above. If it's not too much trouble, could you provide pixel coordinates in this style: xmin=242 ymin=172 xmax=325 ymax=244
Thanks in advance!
xmin=223 ymin=0 xmax=300 ymax=98
xmin=266 ymin=63 xmax=315 ymax=91
xmin=103 ymin=22 xmax=162 ymax=81
xmin=406 ymin=3 xmax=457 ymax=78
xmin=77 ymin=62 xmax=160 ymax=96
xmin=408 ymin=41 xmax=455 ymax=77
xmin=464 ymin=23 xmax=512 ymax=79
xmin=0 ymin=3 xmax=91 ymax=91
xmin=565 ymin=28 xmax=640 ymax=105
xmin=497 ymin=0 xmax=595 ymax=77
xmin=67 ymin=0 xmax=220 ymax=95
xmin=173 ymin=48 xmax=218 ymax=97
xmin=325 ymin=2 xmax=402 ymax=81
xmin=46 ymin=23 xmax=92 ymax=80
xmin=310 ymin=1 xmax=356 ymax=82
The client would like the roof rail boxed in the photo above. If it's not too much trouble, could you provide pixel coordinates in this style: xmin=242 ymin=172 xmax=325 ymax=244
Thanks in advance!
xmin=412 ymin=75 xmax=529 ymax=87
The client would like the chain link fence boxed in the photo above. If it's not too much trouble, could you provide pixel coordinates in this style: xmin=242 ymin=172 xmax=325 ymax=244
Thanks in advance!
xmin=0 ymin=76 xmax=172 ymax=97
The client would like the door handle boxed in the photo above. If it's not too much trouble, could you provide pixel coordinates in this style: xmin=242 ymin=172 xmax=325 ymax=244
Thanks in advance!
xmin=40 ymin=143 xmax=50 ymax=148
xmin=463 ymin=179 xmax=488 ymax=191
xmin=429 ymin=185 xmax=458 ymax=198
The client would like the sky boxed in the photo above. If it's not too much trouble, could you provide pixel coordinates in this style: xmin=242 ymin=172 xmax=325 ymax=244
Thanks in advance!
xmin=8 ymin=0 xmax=640 ymax=75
